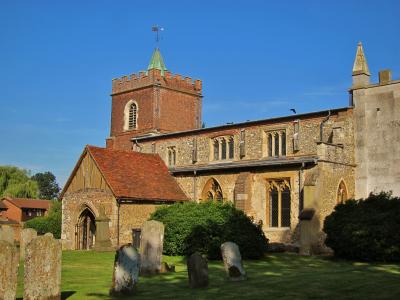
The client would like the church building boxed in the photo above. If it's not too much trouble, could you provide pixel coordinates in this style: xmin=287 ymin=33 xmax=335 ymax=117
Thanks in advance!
xmin=61 ymin=43 xmax=400 ymax=251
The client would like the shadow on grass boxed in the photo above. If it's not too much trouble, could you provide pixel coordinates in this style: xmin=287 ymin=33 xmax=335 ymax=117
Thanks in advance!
xmin=16 ymin=290 xmax=76 ymax=300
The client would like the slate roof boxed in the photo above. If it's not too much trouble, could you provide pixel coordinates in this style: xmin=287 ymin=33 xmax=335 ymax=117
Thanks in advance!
xmin=1 ymin=197 xmax=52 ymax=210
xmin=62 ymin=145 xmax=188 ymax=202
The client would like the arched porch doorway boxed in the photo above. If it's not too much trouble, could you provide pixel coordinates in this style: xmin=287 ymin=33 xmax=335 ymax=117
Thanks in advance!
xmin=75 ymin=207 xmax=96 ymax=250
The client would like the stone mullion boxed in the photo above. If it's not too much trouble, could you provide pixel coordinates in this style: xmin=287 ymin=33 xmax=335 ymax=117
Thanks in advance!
xmin=279 ymin=132 xmax=282 ymax=156
xmin=272 ymin=133 xmax=276 ymax=156
xmin=278 ymin=187 xmax=282 ymax=227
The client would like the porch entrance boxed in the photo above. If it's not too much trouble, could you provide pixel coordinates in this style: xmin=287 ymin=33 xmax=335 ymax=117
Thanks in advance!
xmin=75 ymin=208 xmax=96 ymax=250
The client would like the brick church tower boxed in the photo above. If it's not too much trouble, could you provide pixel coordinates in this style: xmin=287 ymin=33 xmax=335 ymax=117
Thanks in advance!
xmin=106 ymin=48 xmax=203 ymax=150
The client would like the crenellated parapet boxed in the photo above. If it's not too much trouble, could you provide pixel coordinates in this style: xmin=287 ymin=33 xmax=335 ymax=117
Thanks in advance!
xmin=112 ymin=68 xmax=202 ymax=95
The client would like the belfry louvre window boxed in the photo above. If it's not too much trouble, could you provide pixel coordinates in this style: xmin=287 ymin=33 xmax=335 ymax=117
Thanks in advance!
xmin=266 ymin=130 xmax=287 ymax=157
xmin=212 ymin=136 xmax=234 ymax=161
xmin=267 ymin=179 xmax=291 ymax=228
xmin=128 ymin=103 xmax=137 ymax=129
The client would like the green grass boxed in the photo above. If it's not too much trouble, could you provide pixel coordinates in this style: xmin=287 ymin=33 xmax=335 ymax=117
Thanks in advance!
xmin=16 ymin=251 xmax=400 ymax=299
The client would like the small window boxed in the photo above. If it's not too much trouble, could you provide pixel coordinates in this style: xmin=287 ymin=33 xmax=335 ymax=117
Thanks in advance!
xmin=281 ymin=133 xmax=286 ymax=156
xmin=228 ymin=137 xmax=234 ymax=159
xmin=268 ymin=133 xmax=273 ymax=157
xmin=167 ymin=147 xmax=176 ymax=166
xmin=221 ymin=139 xmax=227 ymax=160
xmin=274 ymin=133 xmax=280 ymax=157
xmin=213 ymin=140 xmax=219 ymax=160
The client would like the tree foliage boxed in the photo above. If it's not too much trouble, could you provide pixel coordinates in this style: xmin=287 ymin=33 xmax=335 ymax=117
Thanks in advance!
xmin=0 ymin=166 xmax=39 ymax=198
xmin=324 ymin=192 xmax=400 ymax=262
xmin=150 ymin=201 xmax=268 ymax=259
xmin=31 ymin=171 xmax=61 ymax=200
xmin=24 ymin=200 xmax=62 ymax=238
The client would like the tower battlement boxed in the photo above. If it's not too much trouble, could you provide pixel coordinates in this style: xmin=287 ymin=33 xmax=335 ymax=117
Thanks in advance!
xmin=112 ymin=68 xmax=202 ymax=95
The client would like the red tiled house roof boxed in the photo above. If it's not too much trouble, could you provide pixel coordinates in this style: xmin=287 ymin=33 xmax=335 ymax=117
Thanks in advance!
xmin=1 ymin=197 xmax=52 ymax=210
xmin=62 ymin=145 xmax=188 ymax=202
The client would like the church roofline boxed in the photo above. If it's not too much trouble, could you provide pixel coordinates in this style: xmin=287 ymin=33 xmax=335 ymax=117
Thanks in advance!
xmin=132 ymin=106 xmax=352 ymax=142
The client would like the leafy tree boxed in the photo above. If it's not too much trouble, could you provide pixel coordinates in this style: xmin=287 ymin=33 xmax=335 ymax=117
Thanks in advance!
xmin=0 ymin=166 xmax=39 ymax=198
xmin=31 ymin=171 xmax=60 ymax=200
xmin=150 ymin=202 xmax=268 ymax=259
xmin=324 ymin=192 xmax=400 ymax=262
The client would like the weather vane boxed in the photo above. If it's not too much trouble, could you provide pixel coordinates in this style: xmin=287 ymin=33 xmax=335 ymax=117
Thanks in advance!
xmin=152 ymin=25 xmax=164 ymax=46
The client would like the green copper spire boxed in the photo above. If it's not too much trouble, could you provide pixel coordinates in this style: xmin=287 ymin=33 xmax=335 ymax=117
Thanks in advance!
xmin=147 ymin=48 xmax=167 ymax=76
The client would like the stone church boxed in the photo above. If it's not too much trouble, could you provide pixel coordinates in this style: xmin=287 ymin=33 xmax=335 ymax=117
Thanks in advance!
xmin=61 ymin=43 xmax=400 ymax=251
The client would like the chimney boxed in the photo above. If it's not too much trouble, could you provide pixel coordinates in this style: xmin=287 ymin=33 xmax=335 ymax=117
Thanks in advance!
xmin=379 ymin=69 xmax=392 ymax=84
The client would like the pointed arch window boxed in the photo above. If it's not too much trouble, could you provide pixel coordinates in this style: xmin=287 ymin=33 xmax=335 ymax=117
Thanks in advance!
xmin=267 ymin=179 xmax=291 ymax=228
xmin=201 ymin=178 xmax=224 ymax=202
xmin=337 ymin=180 xmax=349 ymax=204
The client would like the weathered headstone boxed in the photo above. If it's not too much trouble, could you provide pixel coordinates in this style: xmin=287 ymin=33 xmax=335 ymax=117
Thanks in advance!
xmin=221 ymin=242 xmax=246 ymax=281
xmin=299 ymin=208 xmax=316 ymax=256
xmin=110 ymin=244 xmax=140 ymax=296
xmin=20 ymin=228 xmax=37 ymax=260
xmin=0 ymin=225 xmax=14 ymax=245
xmin=0 ymin=241 xmax=19 ymax=300
xmin=93 ymin=205 xmax=113 ymax=252
xmin=187 ymin=252 xmax=209 ymax=288
xmin=24 ymin=234 xmax=62 ymax=300
xmin=139 ymin=220 xmax=164 ymax=275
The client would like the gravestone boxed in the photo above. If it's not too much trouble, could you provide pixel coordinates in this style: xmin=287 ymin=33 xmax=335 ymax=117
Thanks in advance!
xmin=20 ymin=228 xmax=37 ymax=260
xmin=139 ymin=220 xmax=164 ymax=275
xmin=93 ymin=205 xmax=113 ymax=252
xmin=187 ymin=252 xmax=209 ymax=288
xmin=0 ymin=241 xmax=19 ymax=300
xmin=299 ymin=208 xmax=316 ymax=256
xmin=110 ymin=244 xmax=140 ymax=296
xmin=0 ymin=225 xmax=14 ymax=245
xmin=24 ymin=234 xmax=62 ymax=300
xmin=221 ymin=242 xmax=246 ymax=281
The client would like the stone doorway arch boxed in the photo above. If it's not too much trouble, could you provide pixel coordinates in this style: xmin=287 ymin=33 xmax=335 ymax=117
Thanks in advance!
xmin=75 ymin=207 xmax=96 ymax=250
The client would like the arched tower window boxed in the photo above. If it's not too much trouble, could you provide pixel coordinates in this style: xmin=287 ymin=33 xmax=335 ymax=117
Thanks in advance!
xmin=124 ymin=100 xmax=138 ymax=131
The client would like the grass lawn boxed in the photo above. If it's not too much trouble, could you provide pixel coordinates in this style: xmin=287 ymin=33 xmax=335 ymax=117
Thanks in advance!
xmin=16 ymin=251 xmax=400 ymax=299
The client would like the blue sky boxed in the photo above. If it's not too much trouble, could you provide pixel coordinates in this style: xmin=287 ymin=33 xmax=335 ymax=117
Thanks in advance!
xmin=1 ymin=0 xmax=399 ymax=186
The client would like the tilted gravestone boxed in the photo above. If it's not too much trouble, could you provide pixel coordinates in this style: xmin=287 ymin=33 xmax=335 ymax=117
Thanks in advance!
xmin=20 ymin=228 xmax=37 ymax=260
xmin=110 ymin=244 xmax=140 ymax=296
xmin=139 ymin=220 xmax=164 ymax=275
xmin=0 ymin=225 xmax=14 ymax=245
xmin=221 ymin=242 xmax=247 ymax=281
xmin=0 ymin=241 xmax=19 ymax=300
xmin=24 ymin=234 xmax=62 ymax=300
xmin=187 ymin=252 xmax=209 ymax=288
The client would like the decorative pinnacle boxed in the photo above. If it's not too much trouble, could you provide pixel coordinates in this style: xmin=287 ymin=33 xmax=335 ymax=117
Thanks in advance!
xmin=352 ymin=41 xmax=370 ymax=76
